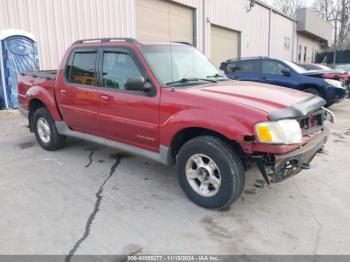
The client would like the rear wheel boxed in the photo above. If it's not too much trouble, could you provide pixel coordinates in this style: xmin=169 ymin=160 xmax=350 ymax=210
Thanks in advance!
xmin=33 ymin=108 xmax=66 ymax=151
xmin=176 ymin=136 xmax=245 ymax=210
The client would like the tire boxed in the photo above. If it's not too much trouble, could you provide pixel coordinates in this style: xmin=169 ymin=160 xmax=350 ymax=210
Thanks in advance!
xmin=303 ymin=88 xmax=334 ymax=107
xmin=33 ymin=107 xmax=66 ymax=151
xmin=303 ymin=88 xmax=322 ymax=98
xmin=176 ymin=136 xmax=245 ymax=210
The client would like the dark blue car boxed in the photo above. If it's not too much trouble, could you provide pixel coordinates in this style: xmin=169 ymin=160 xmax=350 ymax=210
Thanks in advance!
xmin=220 ymin=57 xmax=348 ymax=107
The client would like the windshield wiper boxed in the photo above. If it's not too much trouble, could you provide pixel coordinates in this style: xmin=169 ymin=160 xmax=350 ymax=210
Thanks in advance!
xmin=206 ymin=74 xmax=227 ymax=80
xmin=166 ymin=78 xmax=217 ymax=86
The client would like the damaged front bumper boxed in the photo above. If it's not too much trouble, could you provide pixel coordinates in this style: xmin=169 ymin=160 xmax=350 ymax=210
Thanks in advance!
xmin=254 ymin=127 xmax=330 ymax=185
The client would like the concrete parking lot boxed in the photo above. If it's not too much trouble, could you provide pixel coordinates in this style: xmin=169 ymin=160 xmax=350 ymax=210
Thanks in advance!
xmin=0 ymin=100 xmax=350 ymax=256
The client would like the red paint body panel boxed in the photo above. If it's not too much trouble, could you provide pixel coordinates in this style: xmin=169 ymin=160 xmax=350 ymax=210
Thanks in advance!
xmin=18 ymin=75 xmax=62 ymax=121
xmin=98 ymin=89 xmax=160 ymax=151
xmin=18 ymin=41 xmax=318 ymax=156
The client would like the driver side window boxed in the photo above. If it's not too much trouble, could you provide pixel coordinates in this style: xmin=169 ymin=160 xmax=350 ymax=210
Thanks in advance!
xmin=102 ymin=52 xmax=142 ymax=90
xmin=262 ymin=61 xmax=288 ymax=75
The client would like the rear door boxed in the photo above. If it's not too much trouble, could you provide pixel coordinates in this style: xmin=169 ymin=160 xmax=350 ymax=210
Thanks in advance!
xmin=56 ymin=48 xmax=101 ymax=135
xmin=261 ymin=60 xmax=297 ymax=88
xmin=226 ymin=60 xmax=261 ymax=82
xmin=97 ymin=47 xmax=160 ymax=151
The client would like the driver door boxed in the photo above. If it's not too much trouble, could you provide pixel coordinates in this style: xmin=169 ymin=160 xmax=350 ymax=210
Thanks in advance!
xmin=260 ymin=60 xmax=297 ymax=88
xmin=97 ymin=47 xmax=160 ymax=151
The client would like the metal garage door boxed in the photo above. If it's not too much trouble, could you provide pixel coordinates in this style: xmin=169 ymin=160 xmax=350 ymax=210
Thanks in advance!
xmin=136 ymin=0 xmax=194 ymax=44
xmin=211 ymin=25 xmax=239 ymax=67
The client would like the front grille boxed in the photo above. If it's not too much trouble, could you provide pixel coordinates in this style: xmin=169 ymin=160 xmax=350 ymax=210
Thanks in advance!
xmin=299 ymin=109 xmax=325 ymax=136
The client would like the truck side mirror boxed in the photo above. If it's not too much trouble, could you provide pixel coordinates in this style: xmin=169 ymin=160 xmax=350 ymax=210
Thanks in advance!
xmin=281 ymin=68 xmax=291 ymax=76
xmin=125 ymin=76 xmax=151 ymax=91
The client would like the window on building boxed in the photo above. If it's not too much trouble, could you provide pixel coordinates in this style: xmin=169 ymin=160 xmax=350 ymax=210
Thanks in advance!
xmin=102 ymin=52 xmax=143 ymax=90
xmin=304 ymin=46 xmax=307 ymax=62
xmin=298 ymin=45 xmax=302 ymax=62
xmin=284 ymin=37 xmax=291 ymax=50
xmin=67 ymin=51 xmax=97 ymax=86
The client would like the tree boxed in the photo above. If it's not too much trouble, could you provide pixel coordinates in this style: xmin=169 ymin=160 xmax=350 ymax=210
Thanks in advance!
xmin=312 ymin=0 xmax=350 ymax=50
xmin=273 ymin=0 xmax=306 ymax=17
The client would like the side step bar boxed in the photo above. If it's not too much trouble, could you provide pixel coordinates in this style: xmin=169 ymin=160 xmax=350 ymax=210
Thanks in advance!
xmin=55 ymin=121 xmax=173 ymax=166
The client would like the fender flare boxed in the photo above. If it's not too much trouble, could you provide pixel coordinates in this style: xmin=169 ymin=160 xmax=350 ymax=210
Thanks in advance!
xmin=160 ymin=109 xmax=254 ymax=147
xmin=26 ymin=86 xmax=62 ymax=121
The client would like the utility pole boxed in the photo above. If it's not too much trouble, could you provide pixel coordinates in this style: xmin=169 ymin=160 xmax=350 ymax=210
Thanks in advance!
xmin=333 ymin=19 xmax=338 ymax=65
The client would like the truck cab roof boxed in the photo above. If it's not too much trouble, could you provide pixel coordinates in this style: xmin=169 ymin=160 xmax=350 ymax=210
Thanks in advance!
xmin=71 ymin=37 xmax=191 ymax=48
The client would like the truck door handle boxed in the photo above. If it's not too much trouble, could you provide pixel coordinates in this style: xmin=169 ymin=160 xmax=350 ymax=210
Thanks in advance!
xmin=60 ymin=89 xmax=67 ymax=95
xmin=101 ymin=95 xmax=109 ymax=101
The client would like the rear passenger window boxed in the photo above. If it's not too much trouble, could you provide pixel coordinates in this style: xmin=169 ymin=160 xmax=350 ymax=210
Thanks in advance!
xmin=238 ymin=61 xmax=260 ymax=73
xmin=228 ymin=61 xmax=260 ymax=73
xmin=66 ymin=51 xmax=97 ymax=86
xmin=102 ymin=52 xmax=142 ymax=90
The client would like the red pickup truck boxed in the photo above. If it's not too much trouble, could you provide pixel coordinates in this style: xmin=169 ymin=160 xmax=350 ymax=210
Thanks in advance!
xmin=18 ymin=38 xmax=333 ymax=209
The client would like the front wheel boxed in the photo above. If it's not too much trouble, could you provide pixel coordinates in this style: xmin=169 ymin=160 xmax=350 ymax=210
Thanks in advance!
xmin=176 ymin=136 xmax=245 ymax=209
xmin=33 ymin=107 xmax=66 ymax=151
xmin=303 ymin=88 xmax=322 ymax=98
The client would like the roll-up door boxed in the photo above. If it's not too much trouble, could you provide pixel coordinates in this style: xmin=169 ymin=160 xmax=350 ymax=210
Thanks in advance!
xmin=211 ymin=25 xmax=239 ymax=67
xmin=136 ymin=0 xmax=194 ymax=44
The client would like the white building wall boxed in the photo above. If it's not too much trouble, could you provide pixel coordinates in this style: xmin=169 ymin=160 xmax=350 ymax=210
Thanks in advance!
xmin=0 ymin=0 xmax=297 ymax=69
xmin=270 ymin=11 xmax=296 ymax=61
xmin=297 ymin=33 xmax=322 ymax=63
xmin=171 ymin=0 xmax=295 ymax=60
xmin=0 ymin=0 xmax=135 ymax=69
xmin=204 ymin=0 xmax=270 ymax=58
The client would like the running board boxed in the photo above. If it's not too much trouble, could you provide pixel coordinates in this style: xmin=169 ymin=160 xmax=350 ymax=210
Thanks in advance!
xmin=55 ymin=121 xmax=173 ymax=166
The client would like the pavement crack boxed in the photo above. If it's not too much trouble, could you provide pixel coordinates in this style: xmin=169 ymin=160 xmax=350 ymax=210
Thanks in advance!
xmin=65 ymin=153 xmax=126 ymax=262
xmin=85 ymin=149 xmax=96 ymax=168
xmin=293 ymin=180 xmax=323 ymax=256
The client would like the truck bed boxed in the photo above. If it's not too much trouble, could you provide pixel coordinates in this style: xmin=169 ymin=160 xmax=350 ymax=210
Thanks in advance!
xmin=17 ymin=70 xmax=58 ymax=111
xmin=20 ymin=70 xmax=57 ymax=80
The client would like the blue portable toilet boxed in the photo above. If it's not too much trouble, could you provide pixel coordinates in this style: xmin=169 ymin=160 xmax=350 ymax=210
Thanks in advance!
xmin=0 ymin=29 xmax=39 ymax=109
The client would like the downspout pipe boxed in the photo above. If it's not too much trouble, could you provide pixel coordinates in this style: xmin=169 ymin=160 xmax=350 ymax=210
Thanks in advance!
xmin=268 ymin=8 xmax=272 ymax=57
xmin=292 ymin=20 xmax=296 ymax=61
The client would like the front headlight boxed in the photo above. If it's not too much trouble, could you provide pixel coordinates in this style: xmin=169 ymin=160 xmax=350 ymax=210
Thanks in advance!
xmin=325 ymin=79 xmax=344 ymax=89
xmin=255 ymin=119 xmax=302 ymax=144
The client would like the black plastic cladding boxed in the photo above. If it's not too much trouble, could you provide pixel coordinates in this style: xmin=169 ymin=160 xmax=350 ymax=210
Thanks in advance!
xmin=268 ymin=95 xmax=327 ymax=121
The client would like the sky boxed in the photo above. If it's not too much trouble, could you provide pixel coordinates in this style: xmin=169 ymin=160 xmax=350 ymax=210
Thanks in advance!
xmin=260 ymin=0 xmax=314 ymax=7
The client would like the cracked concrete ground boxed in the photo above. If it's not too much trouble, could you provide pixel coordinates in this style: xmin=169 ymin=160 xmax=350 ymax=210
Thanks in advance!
xmin=0 ymin=100 xmax=350 ymax=256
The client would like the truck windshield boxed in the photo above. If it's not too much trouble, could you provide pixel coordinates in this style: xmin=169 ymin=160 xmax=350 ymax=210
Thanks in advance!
xmin=140 ymin=45 xmax=226 ymax=86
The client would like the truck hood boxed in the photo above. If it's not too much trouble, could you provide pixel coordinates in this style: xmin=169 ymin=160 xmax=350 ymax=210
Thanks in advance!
xmin=184 ymin=80 xmax=315 ymax=114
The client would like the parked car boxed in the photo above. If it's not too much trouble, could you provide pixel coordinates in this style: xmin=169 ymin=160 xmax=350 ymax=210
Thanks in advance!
xmin=220 ymin=57 xmax=348 ymax=106
xmin=18 ymin=39 xmax=333 ymax=209
xmin=301 ymin=64 xmax=350 ymax=97
xmin=335 ymin=64 xmax=350 ymax=73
